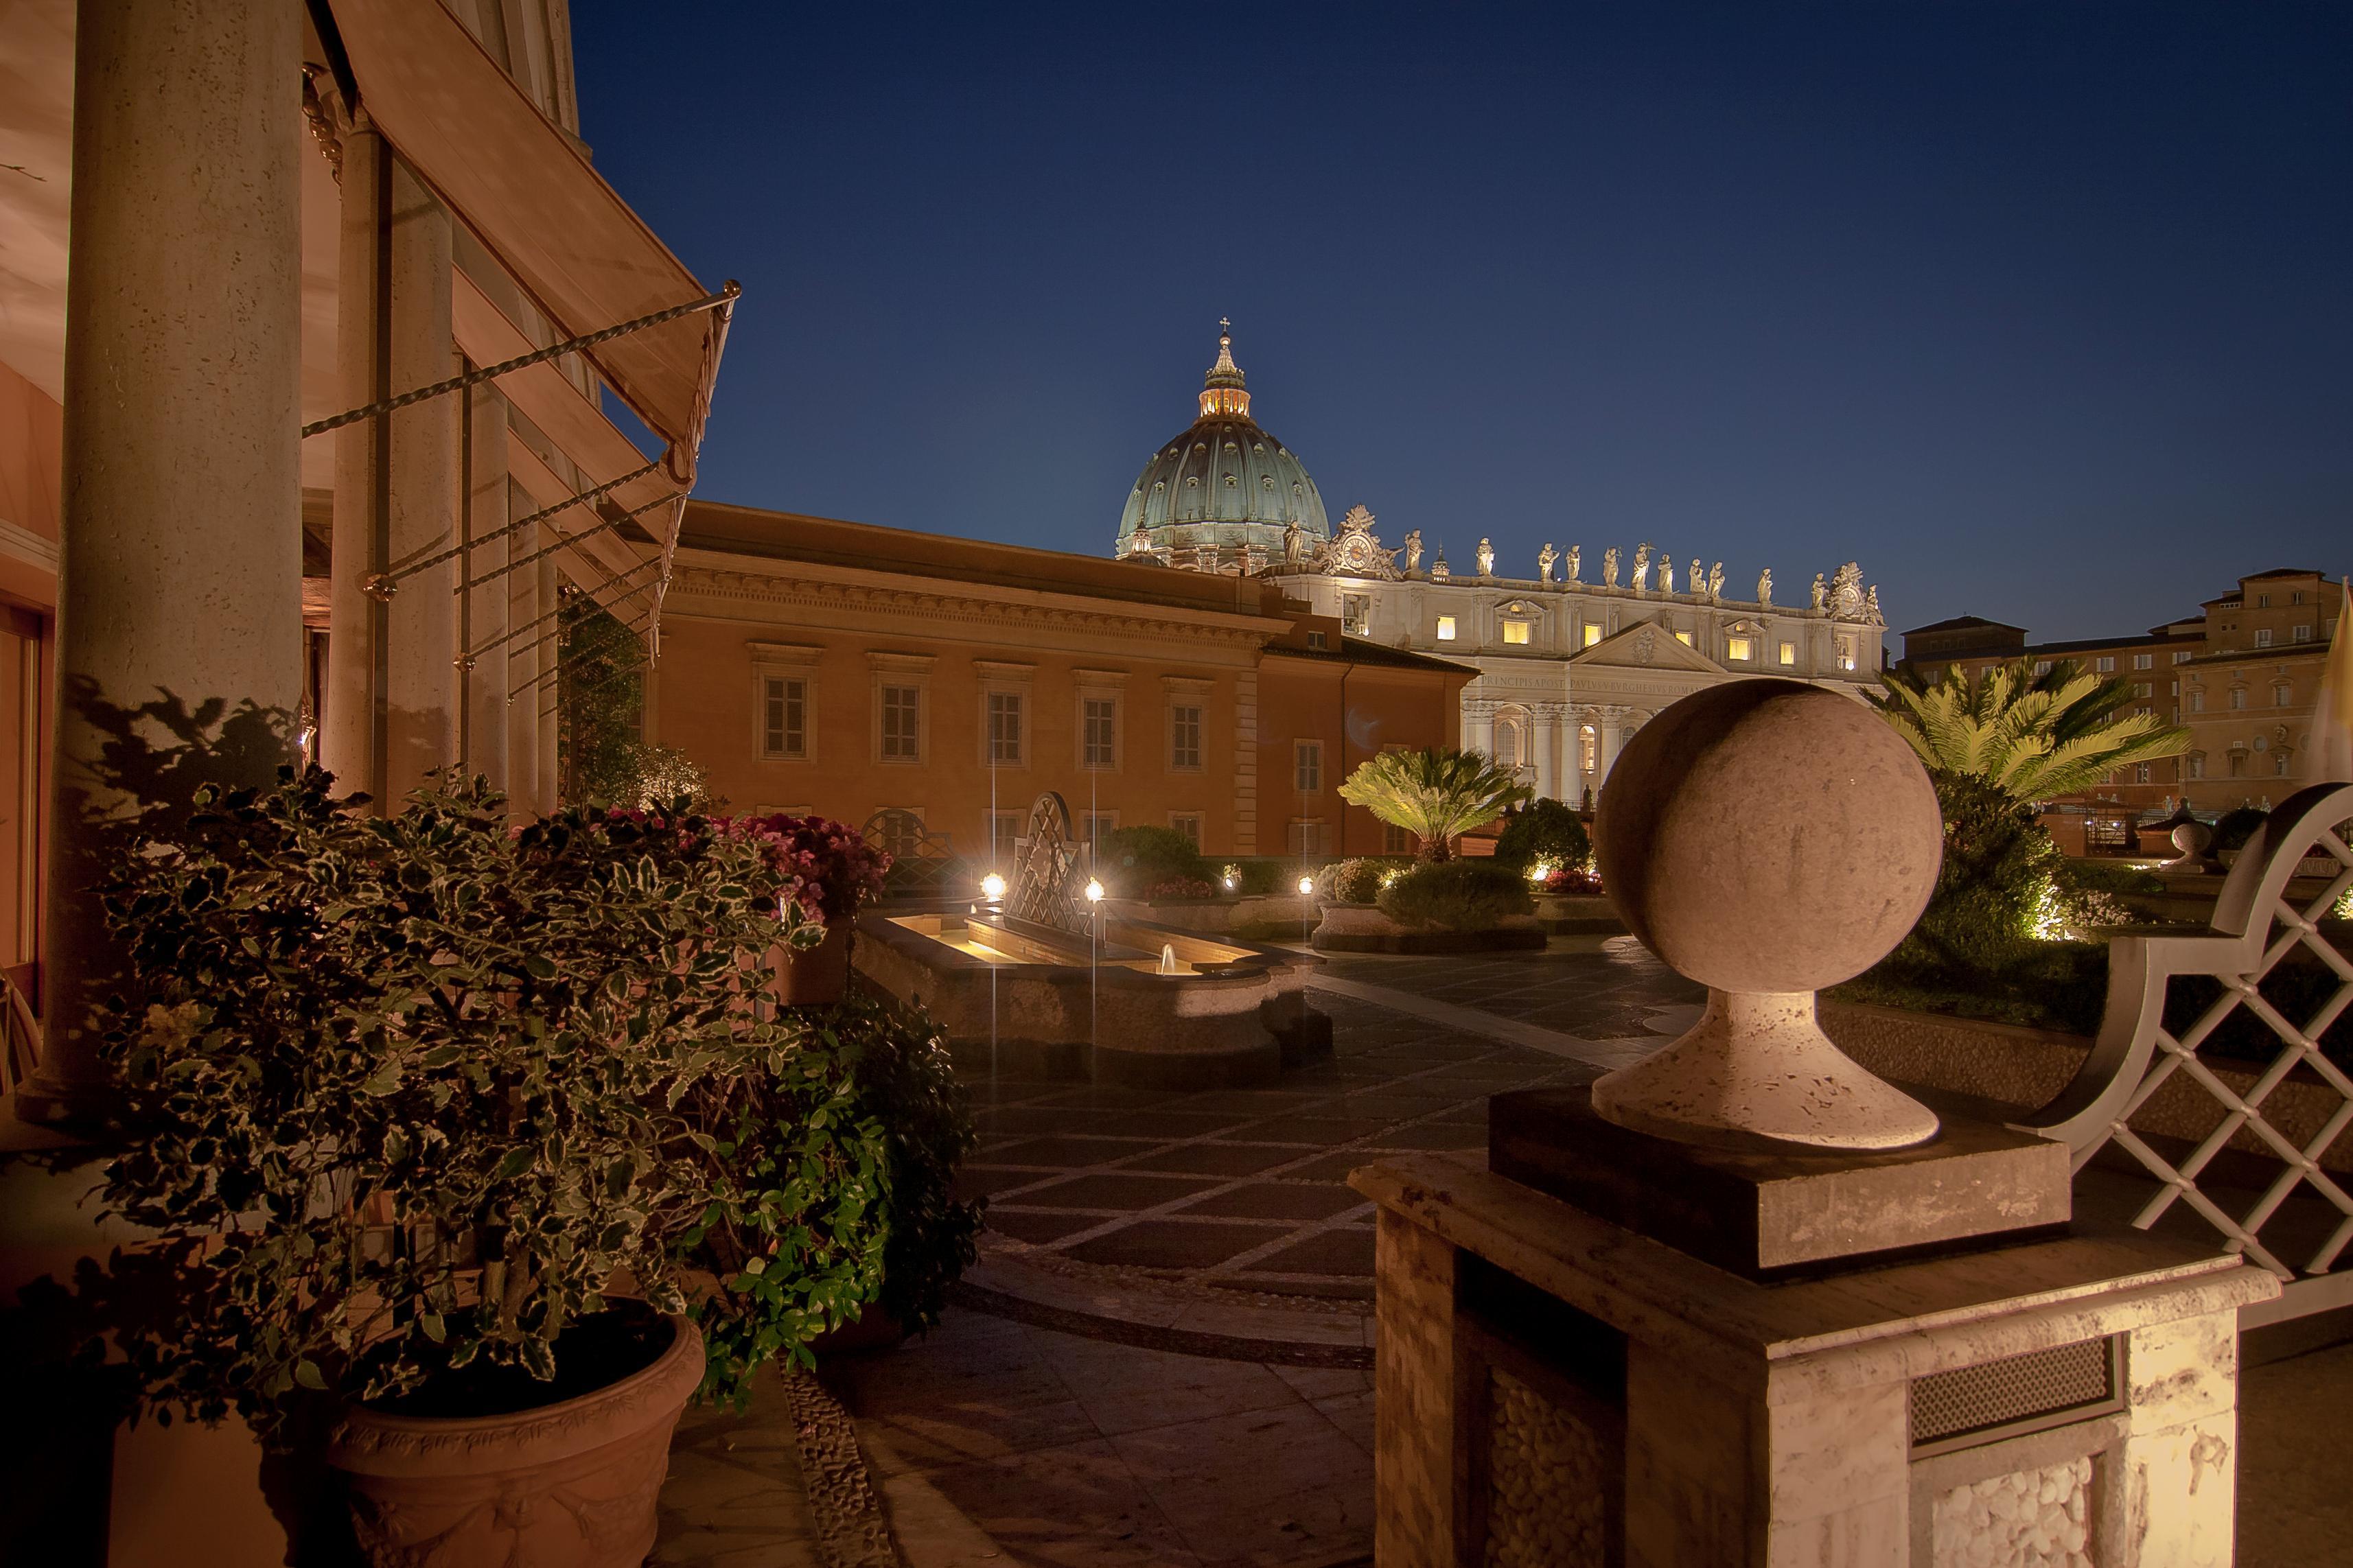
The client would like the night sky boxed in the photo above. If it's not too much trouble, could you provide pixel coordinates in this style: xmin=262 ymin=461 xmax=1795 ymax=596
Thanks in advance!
xmin=569 ymin=2 xmax=2350 ymax=650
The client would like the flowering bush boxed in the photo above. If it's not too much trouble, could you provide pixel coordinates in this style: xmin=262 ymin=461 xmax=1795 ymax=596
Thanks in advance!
xmin=723 ymin=813 xmax=892 ymax=924
xmin=1142 ymin=876 xmax=1219 ymax=901
xmin=1539 ymin=864 xmax=1604 ymax=896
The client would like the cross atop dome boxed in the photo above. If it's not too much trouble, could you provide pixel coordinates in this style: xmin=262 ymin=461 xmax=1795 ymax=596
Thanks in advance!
xmin=1200 ymin=318 xmax=1251 ymax=417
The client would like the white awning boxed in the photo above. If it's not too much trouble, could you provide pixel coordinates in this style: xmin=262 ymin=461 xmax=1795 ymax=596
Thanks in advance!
xmin=325 ymin=0 xmax=731 ymax=491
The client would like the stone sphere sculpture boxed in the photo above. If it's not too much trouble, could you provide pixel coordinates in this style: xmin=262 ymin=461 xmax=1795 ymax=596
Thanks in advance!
xmin=2159 ymin=820 xmax=2213 ymax=873
xmin=1591 ymin=678 xmax=1944 ymax=1150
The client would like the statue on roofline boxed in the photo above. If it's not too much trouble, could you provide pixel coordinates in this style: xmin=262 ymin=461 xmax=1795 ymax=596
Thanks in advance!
xmin=1566 ymin=543 xmax=1581 ymax=583
xmin=1632 ymin=543 xmax=1651 ymax=592
xmin=1602 ymin=546 xmax=1620 ymax=588
xmin=1757 ymin=567 xmax=1774 ymax=606
xmin=1403 ymin=529 xmax=1422 ymax=572
xmin=1476 ymin=537 xmax=1495 ymax=576
xmin=1538 ymin=542 xmax=1557 ymax=583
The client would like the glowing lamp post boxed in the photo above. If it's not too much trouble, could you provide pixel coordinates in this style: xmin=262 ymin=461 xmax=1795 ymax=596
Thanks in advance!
xmin=1298 ymin=874 xmax=1314 ymax=945
xmin=980 ymin=872 xmax=1006 ymax=904
xmin=1085 ymin=879 xmax=1105 ymax=1051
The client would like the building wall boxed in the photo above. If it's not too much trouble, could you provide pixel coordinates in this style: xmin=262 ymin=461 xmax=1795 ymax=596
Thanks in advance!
xmin=1255 ymin=624 xmax=1469 ymax=857
xmin=2180 ymin=572 xmax=2345 ymax=810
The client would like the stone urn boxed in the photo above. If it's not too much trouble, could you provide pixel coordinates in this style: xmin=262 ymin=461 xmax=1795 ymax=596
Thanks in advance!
xmin=327 ymin=1312 xmax=703 ymax=1568
xmin=1590 ymin=678 xmax=1945 ymax=1149
xmin=774 ymin=920 xmax=853 ymax=1006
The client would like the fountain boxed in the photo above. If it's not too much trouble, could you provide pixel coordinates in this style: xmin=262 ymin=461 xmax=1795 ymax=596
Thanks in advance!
xmin=855 ymin=792 xmax=1328 ymax=1086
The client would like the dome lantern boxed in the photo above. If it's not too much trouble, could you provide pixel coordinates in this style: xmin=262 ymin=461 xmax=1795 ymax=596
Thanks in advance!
xmin=1198 ymin=318 xmax=1251 ymax=419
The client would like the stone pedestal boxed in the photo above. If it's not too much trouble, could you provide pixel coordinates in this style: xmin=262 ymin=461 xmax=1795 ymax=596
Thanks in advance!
xmin=1350 ymin=1151 xmax=2277 ymax=1567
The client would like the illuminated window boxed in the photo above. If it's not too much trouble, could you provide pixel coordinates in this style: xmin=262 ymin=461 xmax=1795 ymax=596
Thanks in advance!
xmin=1674 ymin=630 xmax=1693 ymax=646
xmin=1169 ymin=703 xmax=1203 ymax=770
xmin=1082 ymin=697 xmax=1120 ymax=770
xmin=1579 ymin=724 xmax=1597 ymax=772
xmin=1342 ymin=594 xmax=1370 ymax=635
xmin=1435 ymin=616 xmax=1457 ymax=641
xmin=2035 ymin=660 xmax=2053 ymax=675
xmin=1778 ymin=641 xmax=1796 ymax=666
xmin=761 ymin=676 xmax=807 ymax=759
xmin=986 ymin=691 xmax=1023 ymax=764
xmin=1836 ymin=636 xmax=1857 ymax=672
xmin=1727 ymin=635 xmax=1753 ymax=662
xmin=1502 ymin=619 xmax=1531 ymax=645
xmin=879 ymin=685 xmax=921 ymax=761
xmin=1584 ymin=624 xmax=1604 ymax=648
xmin=1294 ymin=739 xmax=1323 ymax=793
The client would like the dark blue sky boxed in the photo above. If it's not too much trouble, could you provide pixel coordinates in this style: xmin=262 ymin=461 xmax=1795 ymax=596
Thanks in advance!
xmin=570 ymin=2 xmax=2350 ymax=647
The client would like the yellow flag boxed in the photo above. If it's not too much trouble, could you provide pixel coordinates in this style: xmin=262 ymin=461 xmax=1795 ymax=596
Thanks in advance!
xmin=2310 ymin=575 xmax=2353 ymax=784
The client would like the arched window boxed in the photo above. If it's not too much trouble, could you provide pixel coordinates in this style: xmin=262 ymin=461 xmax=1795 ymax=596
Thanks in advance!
xmin=1493 ymin=716 xmax=1522 ymax=769
xmin=1579 ymin=724 xmax=1598 ymax=773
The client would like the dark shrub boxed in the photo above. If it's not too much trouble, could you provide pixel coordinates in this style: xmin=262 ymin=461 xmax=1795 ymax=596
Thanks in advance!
xmin=1377 ymin=859 xmax=1535 ymax=931
xmin=1317 ymin=857 xmax=1393 ymax=905
xmin=2212 ymin=807 xmax=2268 ymax=854
xmin=1492 ymin=799 xmax=1592 ymax=873
xmin=1099 ymin=826 xmax=1210 ymax=896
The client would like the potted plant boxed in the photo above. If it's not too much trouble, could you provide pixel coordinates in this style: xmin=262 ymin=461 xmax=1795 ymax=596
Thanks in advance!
xmin=74 ymin=770 xmax=831 ymax=1567
xmin=1335 ymin=746 xmax=1531 ymax=861
xmin=730 ymin=812 xmax=892 ymax=1006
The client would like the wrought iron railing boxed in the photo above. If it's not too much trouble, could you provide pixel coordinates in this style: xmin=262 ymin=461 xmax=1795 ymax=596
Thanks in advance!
xmin=2019 ymin=780 xmax=2353 ymax=1324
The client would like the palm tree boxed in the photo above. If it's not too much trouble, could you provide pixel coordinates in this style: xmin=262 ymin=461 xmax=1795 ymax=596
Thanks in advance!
xmin=1873 ymin=659 xmax=2191 ymax=804
xmin=1336 ymin=747 xmax=1532 ymax=862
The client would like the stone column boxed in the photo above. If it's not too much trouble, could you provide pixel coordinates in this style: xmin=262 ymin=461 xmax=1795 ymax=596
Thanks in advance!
xmin=505 ymin=502 xmax=542 ymax=818
xmin=459 ymin=388 xmax=509 ymax=791
xmin=1532 ymin=703 xmax=1560 ymax=801
xmin=322 ymin=132 xmax=458 ymax=810
xmin=1463 ymin=697 xmax=1494 ymax=760
xmin=25 ymin=0 xmax=303 ymax=1112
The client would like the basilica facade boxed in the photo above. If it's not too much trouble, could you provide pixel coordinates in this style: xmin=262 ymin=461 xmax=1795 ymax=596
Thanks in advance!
xmin=1115 ymin=328 xmax=1890 ymax=804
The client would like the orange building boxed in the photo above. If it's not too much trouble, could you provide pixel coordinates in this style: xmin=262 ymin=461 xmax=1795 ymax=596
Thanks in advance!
xmin=649 ymin=501 xmax=1474 ymax=867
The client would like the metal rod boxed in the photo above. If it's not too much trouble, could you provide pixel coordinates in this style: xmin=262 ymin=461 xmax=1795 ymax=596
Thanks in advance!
xmin=540 ymin=645 xmax=649 ymax=717
xmin=301 ymin=283 xmax=741 ymax=438
xmin=462 ymin=556 xmax=662 ymax=662
xmin=461 ymin=489 xmax=675 ymax=593
xmin=513 ymin=602 xmax=656 ymax=699
xmin=382 ymin=459 xmax=662 ymax=587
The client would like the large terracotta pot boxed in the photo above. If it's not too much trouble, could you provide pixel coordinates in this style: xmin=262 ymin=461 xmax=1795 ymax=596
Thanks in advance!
xmin=774 ymin=920 xmax=852 ymax=1006
xmin=326 ymin=1313 xmax=703 ymax=1568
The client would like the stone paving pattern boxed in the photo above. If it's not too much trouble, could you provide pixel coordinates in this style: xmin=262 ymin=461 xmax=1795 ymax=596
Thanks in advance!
xmin=955 ymin=939 xmax=1702 ymax=1296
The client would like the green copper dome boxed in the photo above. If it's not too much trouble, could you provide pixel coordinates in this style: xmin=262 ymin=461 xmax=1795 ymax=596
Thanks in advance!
xmin=1114 ymin=323 xmax=1330 ymax=569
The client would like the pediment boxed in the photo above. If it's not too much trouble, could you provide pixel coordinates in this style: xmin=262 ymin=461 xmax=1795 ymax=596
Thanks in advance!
xmin=1568 ymin=618 xmax=1723 ymax=672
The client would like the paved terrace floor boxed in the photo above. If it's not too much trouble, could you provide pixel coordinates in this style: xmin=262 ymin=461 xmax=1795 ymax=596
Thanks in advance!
xmin=951 ymin=938 xmax=1704 ymax=1296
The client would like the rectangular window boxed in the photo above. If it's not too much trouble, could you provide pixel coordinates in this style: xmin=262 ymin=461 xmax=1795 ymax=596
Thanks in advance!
xmin=988 ymin=810 xmax=1021 ymax=865
xmin=2173 ymin=651 xmax=2192 ymax=664
xmin=2277 ymin=753 xmax=2291 ymax=777
xmin=1342 ymin=595 xmax=1370 ymax=635
xmin=2134 ymin=682 xmax=2151 ymax=697
xmin=2229 ymin=688 xmax=2247 ymax=710
xmin=2274 ymin=683 xmax=2293 ymax=706
xmin=1836 ymin=636 xmax=1857 ymax=672
xmin=1502 ymin=619 xmax=1530 ymax=645
xmin=1169 ymin=812 xmax=1203 ymax=847
xmin=880 ymin=684 xmax=920 ymax=760
xmin=1778 ymin=640 xmax=1796 ymax=666
xmin=1169 ymin=703 xmax=1203 ymax=770
xmin=1287 ymin=819 xmax=1330 ymax=855
xmin=2188 ymin=754 xmax=2204 ymax=780
xmin=1295 ymin=739 xmax=1323 ymax=793
xmin=1306 ymin=630 xmax=1329 ymax=651
xmin=2258 ymin=594 xmax=2272 ymax=608
xmin=986 ymin=690 xmax=1023 ymax=764
xmin=1727 ymin=635 xmax=1753 ymax=662
xmin=1382 ymin=821 xmax=1413 ymax=855
xmin=1674 ymin=630 xmax=1693 ymax=646
xmin=2293 ymin=590 xmax=2306 ymax=605
xmin=1579 ymin=724 xmax=1598 ymax=773
xmin=1435 ymin=615 xmax=1457 ymax=642
xmin=2034 ymin=660 xmax=2053 ymax=675
xmin=1082 ymin=697 xmax=1118 ymax=770
xmin=2095 ymin=656 xmax=2116 ymax=672
xmin=2190 ymin=690 xmax=2205 ymax=713
xmin=761 ymin=675 xmax=807 ymax=759
xmin=1585 ymin=624 xmax=1606 ymax=648
xmin=2133 ymin=653 xmax=2153 ymax=670
xmin=1080 ymin=811 xmax=1117 ymax=854
xmin=2293 ymin=624 xmax=2313 ymax=642
xmin=2255 ymin=628 xmax=2273 ymax=647
xmin=2135 ymin=763 xmax=2151 ymax=784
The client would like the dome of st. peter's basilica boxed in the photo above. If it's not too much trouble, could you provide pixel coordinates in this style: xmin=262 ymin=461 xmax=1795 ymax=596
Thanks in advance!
xmin=1113 ymin=323 xmax=1329 ymax=570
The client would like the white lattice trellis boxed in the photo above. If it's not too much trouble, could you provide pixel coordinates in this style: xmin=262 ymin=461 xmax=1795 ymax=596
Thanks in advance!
xmin=2021 ymin=781 xmax=2353 ymax=1321
xmin=1004 ymin=791 xmax=1089 ymax=936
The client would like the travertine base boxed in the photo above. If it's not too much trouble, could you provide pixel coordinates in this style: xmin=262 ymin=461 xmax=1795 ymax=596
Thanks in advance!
xmin=1352 ymin=1154 xmax=2277 ymax=1568
xmin=1593 ymin=989 xmax=1941 ymax=1151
